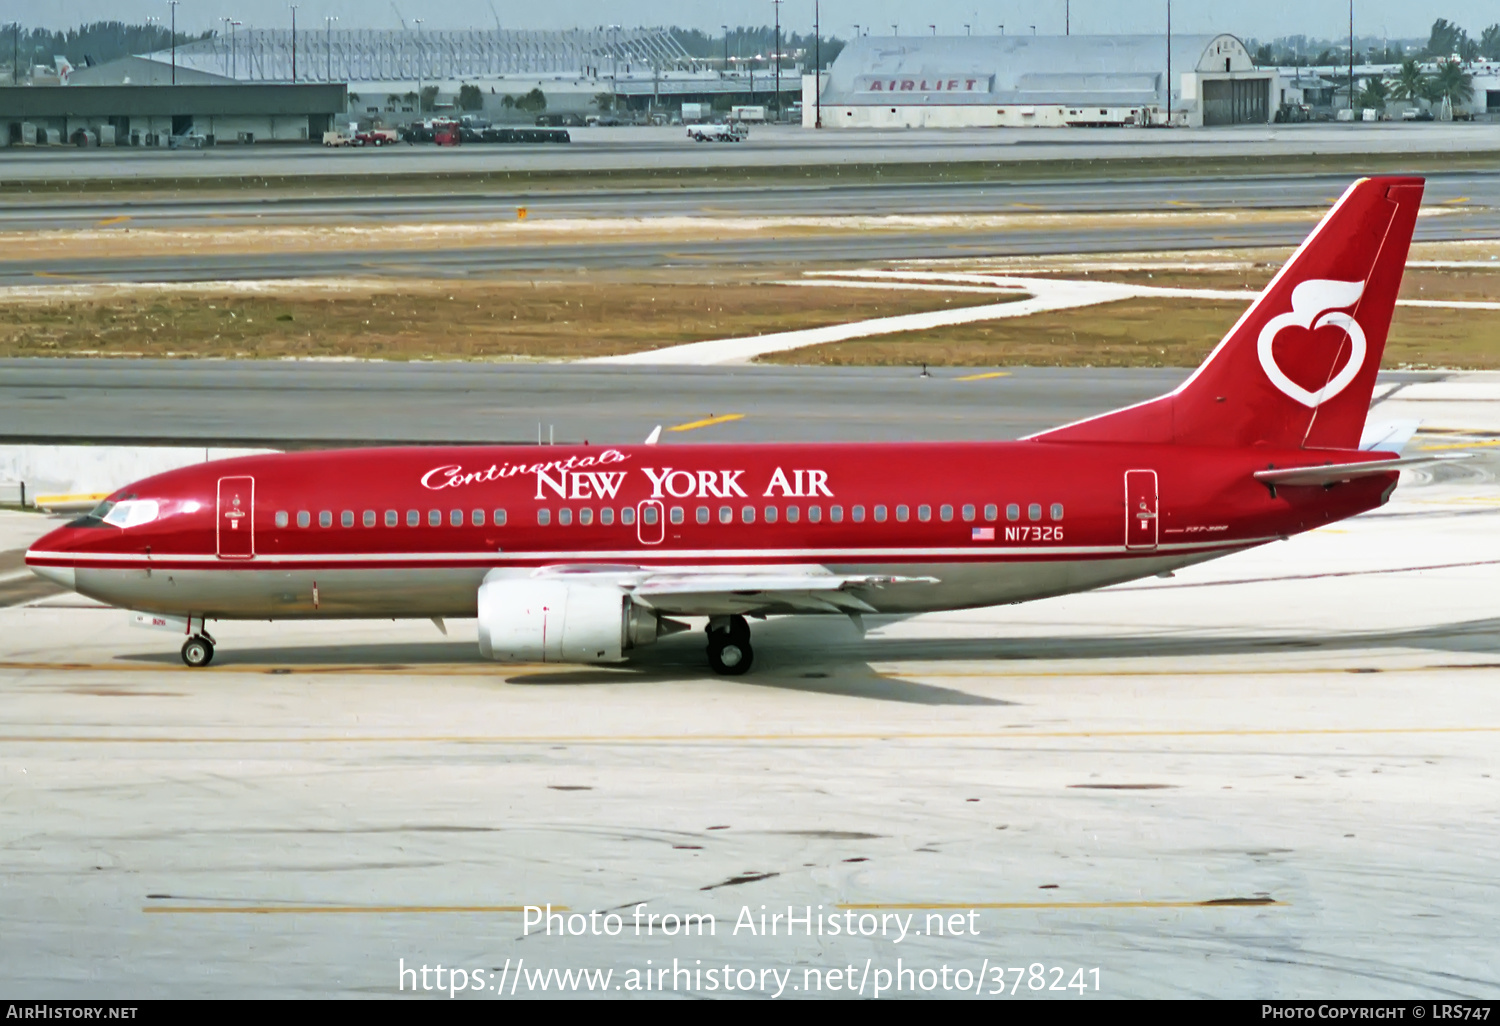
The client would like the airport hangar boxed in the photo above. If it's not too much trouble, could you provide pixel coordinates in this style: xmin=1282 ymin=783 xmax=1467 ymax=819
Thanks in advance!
xmin=0 ymin=81 xmax=348 ymax=147
xmin=803 ymin=33 xmax=1276 ymax=128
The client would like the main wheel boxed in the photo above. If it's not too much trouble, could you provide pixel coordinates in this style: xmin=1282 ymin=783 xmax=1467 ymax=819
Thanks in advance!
xmin=181 ymin=636 xmax=214 ymax=668
xmin=707 ymin=636 xmax=753 ymax=676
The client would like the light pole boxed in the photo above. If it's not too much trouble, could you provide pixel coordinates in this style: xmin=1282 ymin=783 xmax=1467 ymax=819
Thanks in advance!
xmin=168 ymin=1 xmax=179 ymax=84
xmin=999 ymin=24 xmax=1004 ymax=35
xmin=929 ymin=25 xmax=936 ymax=36
xmin=608 ymin=24 xmax=619 ymax=111
xmin=772 ymin=0 xmax=781 ymax=121
xmin=891 ymin=24 xmax=897 ymax=36
xmin=964 ymin=24 xmax=971 ymax=36
xmin=814 ymin=0 xmax=821 ymax=128
xmin=220 ymin=18 xmax=232 ymax=76
xmin=11 ymin=22 xmax=18 ymax=85
xmin=1165 ymin=0 xmax=1171 ymax=122
xmin=289 ymin=5 xmax=298 ymax=83
xmin=853 ymin=24 xmax=860 ymax=38
xmin=1065 ymin=0 xmax=1070 ymax=35
xmin=414 ymin=19 xmax=423 ymax=116
xmin=1348 ymin=0 xmax=1355 ymax=118
xmin=1029 ymin=25 xmax=1036 ymax=35
xmin=324 ymin=15 xmax=336 ymax=84
xmin=721 ymin=24 xmax=729 ymax=72
xmin=230 ymin=20 xmax=242 ymax=80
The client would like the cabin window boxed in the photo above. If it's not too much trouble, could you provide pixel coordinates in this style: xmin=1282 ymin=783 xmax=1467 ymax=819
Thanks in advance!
xmin=917 ymin=505 xmax=931 ymax=522
xmin=363 ymin=510 xmax=376 ymax=528
xmin=1006 ymin=503 xmax=1020 ymax=522
xmin=599 ymin=507 xmax=613 ymax=526
xmin=896 ymin=505 xmax=909 ymax=522
xmin=297 ymin=511 xmax=311 ymax=528
xmin=641 ymin=506 xmax=658 ymax=526
xmin=719 ymin=506 xmax=733 ymax=524
xmin=852 ymin=505 xmax=865 ymax=523
xmin=808 ymin=505 xmax=822 ymax=523
xmin=386 ymin=510 xmax=398 ymax=527
xmin=450 ymin=509 xmax=463 ymax=527
xmin=696 ymin=506 xmax=710 ymax=524
xmin=319 ymin=511 xmax=332 ymax=528
xmin=962 ymin=504 xmax=976 ymax=522
xmin=407 ymin=510 xmax=420 ymax=527
xmin=579 ymin=508 xmax=593 ymax=526
xmin=830 ymin=505 xmax=844 ymax=523
xmin=1051 ymin=503 xmax=1064 ymax=521
xmin=940 ymin=504 xmax=954 ymax=522
xmin=559 ymin=508 xmax=573 ymax=526
xmin=341 ymin=510 xmax=354 ymax=528
xmin=764 ymin=505 xmax=778 ymax=523
xmin=538 ymin=509 xmax=551 ymax=526
xmin=472 ymin=509 xmax=485 ymax=527
xmin=874 ymin=504 xmax=888 ymax=523
xmin=668 ymin=506 xmax=683 ymax=525
xmin=429 ymin=510 xmax=441 ymax=527
xmin=621 ymin=507 xmax=636 ymax=526
xmin=275 ymin=511 xmax=289 ymax=528
xmin=493 ymin=509 xmax=507 ymax=527
xmin=1028 ymin=503 xmax=1042 ymax=522
xmin=786 ymin=505 xmax=800 ymax=523
xmin=984 ymin=504 xmax=997 ymax=522
xmin=742 ymin=505 xmax=755 ymax=523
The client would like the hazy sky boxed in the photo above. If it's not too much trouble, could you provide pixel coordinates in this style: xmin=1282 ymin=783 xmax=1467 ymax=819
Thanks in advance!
xmin=22 ymin=0 xmax=1499 ymax=42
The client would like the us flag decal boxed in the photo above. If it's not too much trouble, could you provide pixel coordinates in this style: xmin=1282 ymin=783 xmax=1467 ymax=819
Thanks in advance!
xmin=972 ymin=527 xmax=995 ymax=541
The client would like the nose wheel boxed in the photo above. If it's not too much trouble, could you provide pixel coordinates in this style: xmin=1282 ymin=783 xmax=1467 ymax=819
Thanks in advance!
xmin=181 ymin=634 xmax=215 ymax=668
xmin=706 ymin=615 xmax=753 ymax=675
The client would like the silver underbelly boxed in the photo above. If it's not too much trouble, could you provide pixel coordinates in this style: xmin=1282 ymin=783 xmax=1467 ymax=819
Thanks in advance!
xmin=69 ymin=548 xmax=1247 ymax=621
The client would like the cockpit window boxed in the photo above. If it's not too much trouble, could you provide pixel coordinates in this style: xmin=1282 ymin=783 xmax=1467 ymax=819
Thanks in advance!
xmin=102 ymin=499 xmax=160 ymax=529
xmin=67 ymin=494 xmax=134 ymax=528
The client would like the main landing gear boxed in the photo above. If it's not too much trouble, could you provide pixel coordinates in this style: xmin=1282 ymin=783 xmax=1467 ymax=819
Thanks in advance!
xmin=181 ymin=633 xmax=215 ymax=668
xmin=706 ymin=615 xmax=753 ymax=676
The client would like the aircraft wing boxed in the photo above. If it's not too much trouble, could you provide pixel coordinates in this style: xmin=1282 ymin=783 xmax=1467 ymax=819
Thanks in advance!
xmin=1253 ymin=453 xmax=1468 ymax=487
xmin=530 ymin=564 xmax=938 ymax=617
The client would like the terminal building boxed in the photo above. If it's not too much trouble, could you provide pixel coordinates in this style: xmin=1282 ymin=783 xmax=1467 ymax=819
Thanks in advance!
xmin=805 ymin=33 xmax=1274 ymax=128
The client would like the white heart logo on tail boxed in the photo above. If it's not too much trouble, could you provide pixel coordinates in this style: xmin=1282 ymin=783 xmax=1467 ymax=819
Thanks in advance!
xmin=1257 ymin=279 xmax=1368 ymax=408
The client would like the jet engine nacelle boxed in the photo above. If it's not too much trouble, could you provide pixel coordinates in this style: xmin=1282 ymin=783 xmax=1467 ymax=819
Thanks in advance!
xmin=477 ymin=577 xmax=675 ymax=664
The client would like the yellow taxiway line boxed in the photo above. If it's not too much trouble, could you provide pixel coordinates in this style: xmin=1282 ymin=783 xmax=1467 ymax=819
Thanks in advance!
xmin=143 ymin=904 xmax=555 ymax=915
xmin=5 ymin=725 xmax=1498 ymax=746
xmin=952 ymin=371 xmax=1012 ymax=382
xmin=839 ymin=899 xmax=1282 ymax=910
xmin=667 ymin=413 xmax=745 ymax=432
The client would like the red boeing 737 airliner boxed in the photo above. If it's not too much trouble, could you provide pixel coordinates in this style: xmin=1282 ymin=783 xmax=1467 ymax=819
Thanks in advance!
xmin=27 ymin=177 xmax=1454 ymax=674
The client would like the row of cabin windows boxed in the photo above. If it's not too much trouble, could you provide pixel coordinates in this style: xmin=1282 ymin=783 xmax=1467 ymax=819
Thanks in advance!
xmin=537 ymin=502 xmax=1065 ymax=526
xmin=272 ymin=503 xmax=1066 ymax=530
xmin=274 ymin=509 xmax=510 ymax=529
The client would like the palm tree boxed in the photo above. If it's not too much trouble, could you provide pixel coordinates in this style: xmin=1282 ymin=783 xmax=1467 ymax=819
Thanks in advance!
xmin=1359 ymin=77 xmax=1389 ymax=111
xmin=1429 ymin=58 xmax=1475 ymax=109
xmin=1388 ymin=59 xmax=1429 ymax=106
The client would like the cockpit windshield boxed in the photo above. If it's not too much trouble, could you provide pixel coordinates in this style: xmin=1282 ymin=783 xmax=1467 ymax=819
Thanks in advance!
xmin=66 ymin=494 xmax=157 ymax=529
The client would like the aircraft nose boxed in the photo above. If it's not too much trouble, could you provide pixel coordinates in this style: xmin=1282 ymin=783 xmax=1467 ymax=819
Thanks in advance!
xmin=25 ymin=524 xmax=80 ymax=591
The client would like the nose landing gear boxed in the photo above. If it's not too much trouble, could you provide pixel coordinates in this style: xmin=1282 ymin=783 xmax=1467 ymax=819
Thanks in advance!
xmin=181 ymin=633 xmax=215 ymax=668
xmin=706 ymin=615 xmax=753 ymax=675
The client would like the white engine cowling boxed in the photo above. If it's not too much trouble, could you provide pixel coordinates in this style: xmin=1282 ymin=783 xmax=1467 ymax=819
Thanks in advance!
xmin=477 ymin=577 xmax=668 ymax=664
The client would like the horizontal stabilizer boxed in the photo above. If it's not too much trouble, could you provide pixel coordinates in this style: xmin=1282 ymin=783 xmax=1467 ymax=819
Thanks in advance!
xmin=1253 ymin=453 xmax=1468 ymax=487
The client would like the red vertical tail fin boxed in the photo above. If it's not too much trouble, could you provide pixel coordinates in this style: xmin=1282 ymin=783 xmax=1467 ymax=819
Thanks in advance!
xmin=1032 ymin=176 xmax=1424 ymax=450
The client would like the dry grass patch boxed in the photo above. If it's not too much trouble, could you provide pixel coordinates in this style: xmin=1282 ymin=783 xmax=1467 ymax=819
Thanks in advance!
xmin=759 ymin=297 xmax=1500 ymax=369
xmin=0 ymin=277 xmax=1003 ymax=361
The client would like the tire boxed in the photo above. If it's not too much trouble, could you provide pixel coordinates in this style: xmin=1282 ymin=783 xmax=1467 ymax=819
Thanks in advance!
xmin=708 ymin=637 xmax=753 ymax=676
xmin=181 ymin=636 xmax=214 ymax=668
xmin=726 ymin=615 xmax=751 ymax=644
